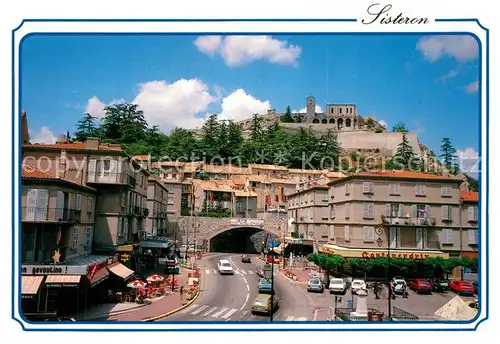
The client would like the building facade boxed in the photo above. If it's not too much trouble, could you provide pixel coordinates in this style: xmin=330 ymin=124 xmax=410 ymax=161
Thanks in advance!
xmin=146 ymin=177 xmax=169 ymax=236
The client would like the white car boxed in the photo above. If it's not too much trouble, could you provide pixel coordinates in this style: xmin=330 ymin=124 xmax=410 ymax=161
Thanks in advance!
xmin=329 ymin=278 xmax=347 ymax=294
xmin=217 ymin=260 xmax=234 ymax=275
xmin=350 ymin=279 xmax=367 ymax=294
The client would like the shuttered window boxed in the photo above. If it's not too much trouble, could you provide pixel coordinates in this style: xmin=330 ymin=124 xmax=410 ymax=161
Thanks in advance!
xmin=363 ymin=226 xmax=375 ymax=242
xmin=363 ymin=203 xmax=374 ymax=219
xmin=441 ymin=228 xmax=454 ymax=244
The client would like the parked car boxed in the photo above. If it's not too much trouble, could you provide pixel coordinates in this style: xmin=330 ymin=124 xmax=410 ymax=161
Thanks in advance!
xmin=258 ymin=278 xmax=274 ymax=294
xmin=390 ymin=277 xmax=408 ymax=295
xmin=217 ymin=259 xmax=234 ymax=275
xmin=307 ymin=278 xmax=324 ymax=293
xmin=241 ymin=254 xmax=251 ymax=263
xmin=430 ymin=278 xmax=450 ymax=292
xmin=350 ymin=279 xmax=367 ymax=294
xmin=449 ymin=280 xmax=475 ymax=296
xmin=251 ymin=294 xmax=279 ymax=315
xmin=256 ymin=264 xmax=272 ymax=277
xmin=473 ymin=281 xmax=478 ymax=294
xmin=329 ymin=278 xmax=347 ymax=294
xmin=409 ymin=278 xmax=433 ymax=294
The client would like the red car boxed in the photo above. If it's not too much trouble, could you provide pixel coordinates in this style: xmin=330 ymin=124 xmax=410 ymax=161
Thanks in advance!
xmin=409 ymin=278 xmax=433 ymax=294
xmin=449 ymin=280 xmax=475 ymax=296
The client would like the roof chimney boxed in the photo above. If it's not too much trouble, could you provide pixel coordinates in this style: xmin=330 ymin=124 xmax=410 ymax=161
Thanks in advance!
xmin=85 ymin=137 xmax=100 ymax=149
xmin=21 ymin=110 xmax=30 ymax=144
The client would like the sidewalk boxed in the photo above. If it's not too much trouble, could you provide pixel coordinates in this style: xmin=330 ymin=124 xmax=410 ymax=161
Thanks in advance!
xmin=105 ymin=268 xmax=193 ymax=321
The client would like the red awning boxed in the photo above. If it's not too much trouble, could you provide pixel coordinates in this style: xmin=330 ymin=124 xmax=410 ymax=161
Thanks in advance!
xmin=90 ymin=267 xmax=109 ymax=286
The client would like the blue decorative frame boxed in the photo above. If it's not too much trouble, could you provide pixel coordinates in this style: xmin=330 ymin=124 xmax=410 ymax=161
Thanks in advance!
xmin=12 ymin=18 xmax=488 ymax=331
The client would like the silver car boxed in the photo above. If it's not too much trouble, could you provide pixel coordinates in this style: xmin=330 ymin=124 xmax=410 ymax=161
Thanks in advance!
xmin=307 ymin=278 xmax=324 ymax=293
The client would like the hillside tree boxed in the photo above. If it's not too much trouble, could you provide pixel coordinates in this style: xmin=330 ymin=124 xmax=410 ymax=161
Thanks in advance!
xmin=280 ymin=106 xmax=294 ymax=123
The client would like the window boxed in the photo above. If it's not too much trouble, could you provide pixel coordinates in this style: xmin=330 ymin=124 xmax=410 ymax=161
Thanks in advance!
xmin=72 ymin=226 xmax=79 ymax=250
xmin=322 ymin=191 xmax=328 ymax=202
xmin=330 ymin=205 xmax=336 ymax=219
xmin=103 ymin=160 xmax=111 ymax=171
xmin=345 ymin=204 xmax=350 ymax=219
xmin=329 ymin=225 xmax=335 ymax=240
xmin=84 ymin=226 xmax=92 ymax=252
xmin=362 ymin=182 xmax=374 ymax=194
xmin=345 ymin=183 xmax=350 ymax=195
xmin=441 ymin=228 xmax=454 ymax=244
xmin=385 ymin=204 xmax=399 ymax=217
xmin=415 ymin=184 xmax=427 ymax=196
xmin=167 ymin=194 xmax=174 ymax=205
xmin=75 ymin=194 xmax=82 ymax=211
xmin=468 ymin=229 xmax=478 ymax=245
xmin=363 ymin=203 xmax=374 ymax=219
xmin=344 ymin=225 xmax=350 ymax=242
xmin=363 ymin=226 xmax=375 ymax=242
xmin=441 ymin=186 xmax=452 ymax=197
xmin=416 ymin=228 xmax=427 ymax=249
xmin=117 ymin=217 xmax=123 ymax=236
xmin=322 ymin=207 xmax=329 ymax=220
xmin=87 ymin=196 xmax=94 ymax=213
xmin=389 ymin=183 xmax=400 ymax=195
xmin=330 ymin=186 xmax=335 ymax=199
xmin=468 ymin=206 xmax=478 ymax=222
xmin=441 ymin=205 xmax=452 ymax=221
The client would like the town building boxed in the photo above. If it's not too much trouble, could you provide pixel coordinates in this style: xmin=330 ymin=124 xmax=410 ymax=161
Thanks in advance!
xmin=145 ymin=177 xmax=169 ymax=236
xmin=287 ymin=170 xmax=479 ymax=263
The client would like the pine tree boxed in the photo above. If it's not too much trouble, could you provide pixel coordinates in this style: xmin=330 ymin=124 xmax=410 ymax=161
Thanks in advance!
xmin=392 ymin=122 xmax=409 ymax=133
xmin=392 ymin=132 xmax=418 ymax=170
xmin=280 ymin=106 xmax=294 ymax=123
xmin=74 ymin=113 xmax=99 ymax=142
xmin=440 ymin=137 xmax=458 ymax=174
xmin=249 ymin=114 xmax=262 ymax=141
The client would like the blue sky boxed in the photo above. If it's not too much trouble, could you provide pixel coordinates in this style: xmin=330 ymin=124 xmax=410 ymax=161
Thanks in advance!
xmin=21 ymin=33 xmax=480 ymax=170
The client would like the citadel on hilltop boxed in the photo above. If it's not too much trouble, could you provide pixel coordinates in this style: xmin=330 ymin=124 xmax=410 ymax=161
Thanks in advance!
xmin=231 ymin=96 xmax=422 ymax=158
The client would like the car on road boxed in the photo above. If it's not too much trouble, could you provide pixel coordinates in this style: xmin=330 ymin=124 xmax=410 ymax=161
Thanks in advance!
xmin=329 ymin=278 xmax=347 ymax=294
xmin=217 ymin=259 xmax=234 ymax=275
xmin=307 ymin=278 xmax=324 ymax=293
xmin=430 ymin=278 xmax=450 ymax=292
xmin=241 ymin=254 xmax=251 ymax=263
xmin=350 ymin=279 xmax=367 ymax=294
xmin=449 ymin=280 xmax=475 ymax=296
xmin=409 ymin=278 xmax=433 ymax=294
xmin=251 ymin=293 xmax=279 ymax=315
xmin=390 ymin=276 xmax=408 ymax=295
xmin=258 ymin=277 xmax=274 ymax=294
xmin=256 ymin=264 xmax=272 ymax=277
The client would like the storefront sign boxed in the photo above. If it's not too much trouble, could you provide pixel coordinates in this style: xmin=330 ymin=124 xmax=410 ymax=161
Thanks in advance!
xmin=45 ymin=283 xmax=80 ymax=288
xmin=21 ymin=265 xmax=88 ymax=275
xmin=230 ymin=218 xmax=264 ymax=227
xmin=361 ymin=251 xmax=429 ymax=260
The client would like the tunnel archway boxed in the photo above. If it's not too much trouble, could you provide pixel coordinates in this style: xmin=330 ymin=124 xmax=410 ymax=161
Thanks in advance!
xmin=209 ymin=226 xmax=278 ymax=254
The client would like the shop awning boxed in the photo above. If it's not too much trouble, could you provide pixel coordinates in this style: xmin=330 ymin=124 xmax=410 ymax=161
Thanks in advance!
xmin=140 ymin=240 xmax=172 ymax=249
xmin=107 ymin=262 xmax=135 ymax=280
xmin=115 ymin=245 xmax=135 ymax=253
xmin=45 ymin=275 xmax=81 ymax=287
xmin=318 ymin=244 xmax=449 ymax=259
xmin=90 ymin=267 xmax=110 ymax=287
xmin=22 ymin=275 xmax=44 ymax=297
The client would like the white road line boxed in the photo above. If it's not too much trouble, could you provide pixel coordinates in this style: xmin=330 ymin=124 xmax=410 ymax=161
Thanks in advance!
xmin=241 ymin=270 xmax=247 ymax=274
xmin=242 ymin=277 xmax=248 ymax=284
xmin=211 ymin=308 xmax=228 ymax=318
xmin=246 ymin=283 xmax=250 ymax=291
xmin=190 ymin=305 xmax=209 ymax=315
xmin=240 ymin=310 xmax=249 ymax=318
xmin=248 ymin=271 xmax=254 ymax=274
xmin=240 ymin=293 xmax=249 ymax=310
xmin=296 ymin=317 xmax=308 ymax=321
xmin=222 ymin=308 xmax=238 ymax=319
xmin=235 ymin=270 xmax=240 ymax=274
xmin=286 ymin=316 xmax=295 ymax=321
xmin=212 ymin=270 xmax=217 ymax=274
xmin=205 ymin=269 xmax=210 ymax=274
xmin=201 ymin=306 xmax=218 ymax=317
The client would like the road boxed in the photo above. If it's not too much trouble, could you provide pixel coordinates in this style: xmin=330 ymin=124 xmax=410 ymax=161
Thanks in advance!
xmin=160 ymin=253 xmax=333 ymax=322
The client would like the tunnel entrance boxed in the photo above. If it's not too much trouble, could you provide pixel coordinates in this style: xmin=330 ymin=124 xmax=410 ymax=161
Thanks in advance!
xmin=209 ymin=227 xmax=277 ymax=254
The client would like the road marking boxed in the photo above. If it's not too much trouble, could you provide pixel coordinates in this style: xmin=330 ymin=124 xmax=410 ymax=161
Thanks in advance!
xmin=205 ymin=269 xmax=210 ymax=274
xmin=246 ymin=283 xmax=250 ymax=291
xmin=241 ymin=270 xmax=247 ymax=274
xmin=190 ymin=305 xmax=209 ymax=315
xmin=222 ymin=308 xmax=238 ymax=319
xmin=201 ymin=306 xmax=218 ymax=317
xmin=235 ymin=270 xmax=240 ymax=274
xmin=240 ymin=310 xmax=249 ymax=318
xmin=248 ymin=271 xmax=254 ymax=274
xmin=225 ymin=318 xmax=231 ymax=322
xmin=212 ymin=269 xmax=217 ymax=274
xmin=240 ymin=293 xmax=249 ymax=310
xmin=211 ymin=308 xmax=228 ymax=318
xmin=285 ymin=316 xmax=308 ymax=321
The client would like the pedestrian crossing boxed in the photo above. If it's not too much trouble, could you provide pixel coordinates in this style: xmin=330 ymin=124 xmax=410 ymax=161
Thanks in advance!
xmin=204 ymin=269 xmax=257 ymax=275
xmin=184 ymin=303 xmax=310 ymax=321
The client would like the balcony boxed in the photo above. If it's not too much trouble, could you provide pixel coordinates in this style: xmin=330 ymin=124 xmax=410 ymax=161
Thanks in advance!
xmin=22 ymin=207 xmax=82 ymax=223
xmin=143 ymin=208 xmax=149 ymax=217
xmin=87 ymin=172 xmax=136 ymax=187
xmin=381 ymin=215 xmax=436 ymax=226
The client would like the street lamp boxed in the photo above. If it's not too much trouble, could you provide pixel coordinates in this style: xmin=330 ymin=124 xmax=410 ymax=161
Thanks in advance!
xmin=375 ymin=225 xmax=391 ymax=319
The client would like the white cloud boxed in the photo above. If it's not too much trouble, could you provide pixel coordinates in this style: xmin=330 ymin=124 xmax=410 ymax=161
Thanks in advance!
xmin=465 ymin=80 xmax=479 ymax=94
xmin=294 ymin=105 xmax=323 ymax=113
xmin=193 ymin=36 xmax=222 ymax=56
xmin=85 ymin=96 xmax=107 ymax=118
xmin=456 ymin=147 xmax=480 ymax=179
xmin=416 ymin=35 xmax=479 ymax=62
xmin=133 ymin=79 xmax=214 ymax=131
xmin=378 ymin=120 xmax=388 ymax=128
xmin=29 ymin=126 xmax=57 ymax=144
xmin=194 ymin=35 xmax=302 ymax=67
xmin=219 ymin=89 xmax=271 ymax=122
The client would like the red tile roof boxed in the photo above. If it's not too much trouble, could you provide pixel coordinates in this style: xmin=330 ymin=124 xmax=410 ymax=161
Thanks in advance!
xmin=22 ymin=142 xmax=123 ymax=152
xmin=133 ymin=155 xmax=151 ymax=161
xmin=355 ymin=170 xmax=459 ymax=180
xmin=461 ymin=191 xmax=479 ymax=202
xmin=22 ymin=165 xmax=96 ymax=191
